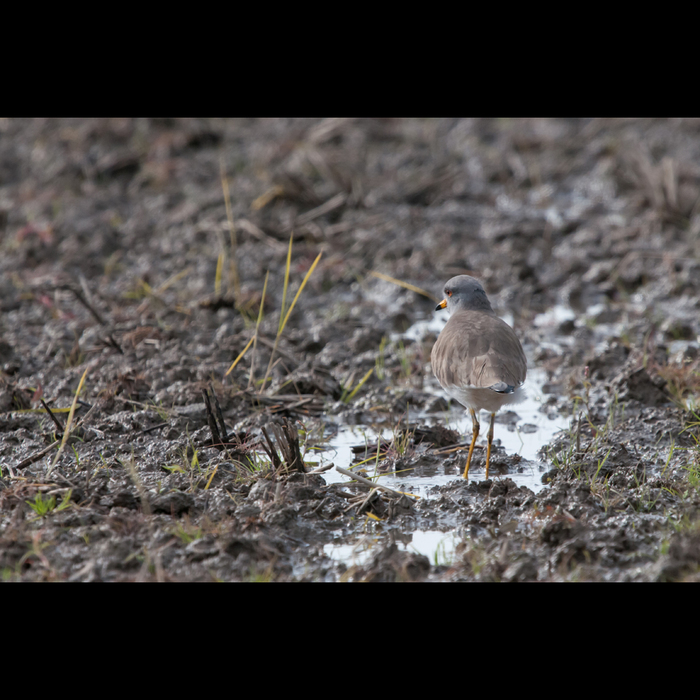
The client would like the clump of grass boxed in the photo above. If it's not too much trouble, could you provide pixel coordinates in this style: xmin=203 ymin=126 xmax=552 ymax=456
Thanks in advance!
xmin=549 ymin=367 xmax=625 ymax=483
xmin=26 ymin=489 xmax=72 ymax=518
xmin=674 ymin=410 xmax=700 ymax=494
xmin=374 ymin=337 xmax=423 ymax=387
xmin=656 ymin=361 xmax=700 ymax=411
xmin=223 ymin=235 xmax=322 ymax=393
xmin=244 ymin=451 xmax=273 ymax=477
xmin=395 ymin=339 xmax=415 ymax=382
xmin=260 ymin=236 xmax=322 ymax=390
xmin=161 ymin=438 xmax=222 ymax=492
xmin=172 ymin=516 xmax=203 ymax=545
xmin=390 ymin=417 xmax=415 ymax=458
xmin=546 ymin=408 xmax=580 ymax=473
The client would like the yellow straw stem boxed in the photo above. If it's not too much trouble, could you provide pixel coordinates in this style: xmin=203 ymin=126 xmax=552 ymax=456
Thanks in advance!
xmin=225 ymin=336 xmax=256 ymax=377
xmin=47 ymin=366 xmax=89 ymax=477
xmin=204 ymin=465 xmax=218 ymax=490
xmin=220 ymin=159 xmax=241 ymax=303
xmin=279 ymin=251 xmax=323 ymax=335
xmin=215 ymin=252 xmax=224 ymax=296
xmin=260 ymin=251 xmax=323 ymax=391
xmin=369 ymin=271 xmax=439 ymax=303
xmin=278 ymin=235 xmax=293 ymax=335
xmin=251 ymin=185 xmax=284 ymax=211
xmin=345 ymin=367 xmax=374 ymax=403
xmin=155 ymin=268 xmax=190 ymax=295
xmin=248 ymin=271 xmax=269 ymax=388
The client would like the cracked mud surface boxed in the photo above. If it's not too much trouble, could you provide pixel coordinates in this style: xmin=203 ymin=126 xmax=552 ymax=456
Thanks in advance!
xmin=1 ymin=117 xmax=700 ymax=581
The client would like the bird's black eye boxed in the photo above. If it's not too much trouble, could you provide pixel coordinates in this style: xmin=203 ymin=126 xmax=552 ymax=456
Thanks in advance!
xmin=447 ymin=290 xmax=453 ymax=297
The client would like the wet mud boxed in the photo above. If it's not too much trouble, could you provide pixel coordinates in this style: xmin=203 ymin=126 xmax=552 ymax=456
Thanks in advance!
xmin=1 ymin=117 xmax=699 ymax=581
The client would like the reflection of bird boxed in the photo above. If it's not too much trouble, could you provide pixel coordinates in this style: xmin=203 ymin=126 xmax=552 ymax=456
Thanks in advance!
xmin=430 ymin=276 xmax=527 ymax=480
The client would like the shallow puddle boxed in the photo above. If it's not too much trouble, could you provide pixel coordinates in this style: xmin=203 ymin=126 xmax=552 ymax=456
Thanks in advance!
xmin=323 ymin=529 xmax=459 ymax=571
xmin=317 ymin=365 xmax=569 ymax=497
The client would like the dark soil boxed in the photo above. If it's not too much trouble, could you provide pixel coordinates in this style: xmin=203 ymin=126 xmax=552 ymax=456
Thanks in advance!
xmin=1 ymin=117 xmax=700 ymax=581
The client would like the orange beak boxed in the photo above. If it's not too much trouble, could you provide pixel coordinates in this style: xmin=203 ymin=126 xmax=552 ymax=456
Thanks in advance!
xmin=435 ymin=298 xmax=447 ymax=311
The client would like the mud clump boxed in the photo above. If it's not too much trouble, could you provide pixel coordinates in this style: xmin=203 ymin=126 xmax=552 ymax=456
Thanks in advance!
xmin=350 ymin=543 xmax=430 ymax=582
xmin=612 ymin=366 xmax=670 ymax=406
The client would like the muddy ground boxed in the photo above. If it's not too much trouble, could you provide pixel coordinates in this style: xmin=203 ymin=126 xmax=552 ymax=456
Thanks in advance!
xmin=1 ymin=117 xmax=700 ymax=581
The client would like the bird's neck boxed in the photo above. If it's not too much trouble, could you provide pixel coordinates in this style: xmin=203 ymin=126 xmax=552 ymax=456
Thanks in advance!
xmin=451 ymin=300 xmax=494 ymax=315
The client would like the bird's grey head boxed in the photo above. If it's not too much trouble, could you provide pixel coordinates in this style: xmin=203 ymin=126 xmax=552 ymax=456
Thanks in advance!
xmin=436 ymin=275 xmax=494 ymax=315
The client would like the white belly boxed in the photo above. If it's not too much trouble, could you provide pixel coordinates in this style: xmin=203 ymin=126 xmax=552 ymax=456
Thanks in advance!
xmin=443 ymin=384 xmax=525 ymax=414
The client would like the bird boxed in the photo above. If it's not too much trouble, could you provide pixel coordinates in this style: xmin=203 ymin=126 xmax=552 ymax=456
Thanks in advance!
xmin=430 ymin=275 xmax=527 ymax=480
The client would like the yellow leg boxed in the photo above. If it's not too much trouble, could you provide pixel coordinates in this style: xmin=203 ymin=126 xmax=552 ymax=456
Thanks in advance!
xmin=463 ymin=408 xmax=480 ymax=479
xmin=485 ymin=412 xmax=495 ymax=480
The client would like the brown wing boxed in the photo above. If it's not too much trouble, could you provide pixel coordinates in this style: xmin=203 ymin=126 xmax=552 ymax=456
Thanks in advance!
xmin=431 ymin=310 xmax=527 ymax=390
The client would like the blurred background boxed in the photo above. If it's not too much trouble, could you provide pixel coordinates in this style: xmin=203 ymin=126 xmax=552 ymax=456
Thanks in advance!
xmin=1 ymin=117 xmax=699 ymax=411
